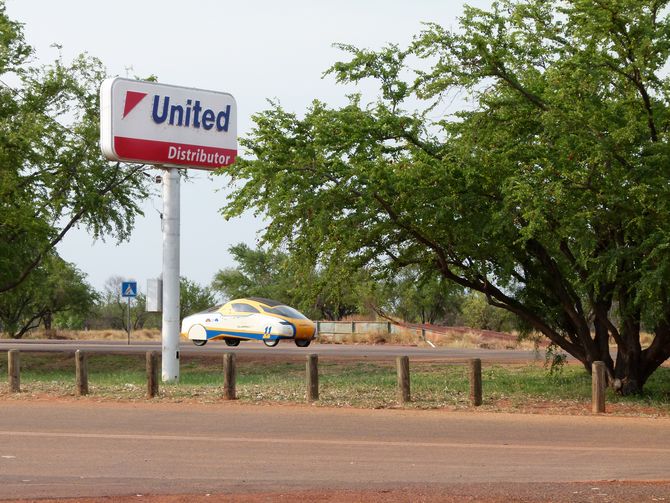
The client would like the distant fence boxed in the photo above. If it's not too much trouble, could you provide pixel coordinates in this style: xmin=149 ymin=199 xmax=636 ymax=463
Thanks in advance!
xmin=316 ymin=321 xmax=424 ymax=343
xmin=316 ymin=320 xmax=521 ymax=348
xmin=317 ymin=320 xmax=449 ymax=343
xmin=317 ymin=321 xmax=398 ymax=335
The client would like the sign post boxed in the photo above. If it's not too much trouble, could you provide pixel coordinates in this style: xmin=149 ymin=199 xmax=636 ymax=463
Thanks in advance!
xmin=101 ymin=78 xmax=237 ymax=382
xmin=121 ymin=281 xmax=138 ymax=345
xmin=161 ymin=167 xmax=180 ymax=381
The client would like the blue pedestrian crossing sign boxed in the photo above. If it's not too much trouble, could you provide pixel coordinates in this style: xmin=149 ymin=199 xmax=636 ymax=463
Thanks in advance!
xmin=121 ymin=281 xmax=138 ymax=298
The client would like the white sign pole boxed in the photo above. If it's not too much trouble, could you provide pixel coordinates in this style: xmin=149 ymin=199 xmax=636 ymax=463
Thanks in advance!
xmin=161 ymin=167 xmax=180 ymax=382
xmin=127 ymin=296 xmax=131 ymax=345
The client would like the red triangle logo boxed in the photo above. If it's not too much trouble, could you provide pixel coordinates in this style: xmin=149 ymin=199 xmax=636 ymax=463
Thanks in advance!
xmin=123 ymin=91 xmax=147 ymax=118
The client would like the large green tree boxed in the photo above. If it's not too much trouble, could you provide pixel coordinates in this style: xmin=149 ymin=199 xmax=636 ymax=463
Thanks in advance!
xmin=382 ymin=268 xmax=465 ymax=325
xmin=212 ymin=243 xmax=291 ymax=303
xmin=212 ymin=243 xmax=364 ymax=320
xmin=223 ymin=0 xmax=670 ymax=394
xmin=0 ymin=254 xmax=96 ymax=338
xmin=180 ymin=277 xmax=216 ymax=321
xmin=0 ymin=2 xmax=149 ymax=295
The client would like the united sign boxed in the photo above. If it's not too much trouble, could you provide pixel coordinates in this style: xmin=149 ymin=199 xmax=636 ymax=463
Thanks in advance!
xmin=100 ymin=78 xmax=237 ymax=170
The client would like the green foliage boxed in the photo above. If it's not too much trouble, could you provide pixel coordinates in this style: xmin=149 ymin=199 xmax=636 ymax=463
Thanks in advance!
xmin=544 ymin=344 xmax=568 ymax=378
xmin=212 ymin=243 xmax=290 ymax=302
xmin=222 ymin=0 xmax=670 ymax=393
xmin=460 ymin=291 xmax=519 ymax=332
xmin=211 ymin=243 xmax=364 ymax=320
xmin=0 ymin=1 xmax=150 ymax=295
xmin=0 ymin=254 xmax=97 ymax=338
xmin=378 ymin=268 xmax=465 ymax=325
xmin=179 ymin=277 xmax=216 ymax=320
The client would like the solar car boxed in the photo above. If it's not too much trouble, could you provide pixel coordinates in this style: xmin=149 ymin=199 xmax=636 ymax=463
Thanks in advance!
xmin=180 ymin=297 xmax=316 ymax=347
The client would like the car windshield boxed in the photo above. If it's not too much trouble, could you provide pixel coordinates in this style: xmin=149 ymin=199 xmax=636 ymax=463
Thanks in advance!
xmin=262 ymin=305 xmax=308 ymax=319
xmin=231 ymin=303 xmax=260 ymax=313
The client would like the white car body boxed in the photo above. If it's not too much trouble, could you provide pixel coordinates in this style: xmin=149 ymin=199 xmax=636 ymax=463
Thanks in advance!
xmin=180 ymin=297 xmax=316 ymax=347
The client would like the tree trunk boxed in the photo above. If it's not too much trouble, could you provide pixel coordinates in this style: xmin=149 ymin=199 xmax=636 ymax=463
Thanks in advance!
xmin=614 ymin=346 xmax=643 ymax=395
xmin=641 ymin=322 xmax=670 ymax=385
xmin=611 ymin=304 xmax=644 ymax=395
xmin=613 ymin=321 xmax=643 ymax=395
xmin=43 ymin=310 xmax=55 ymax=339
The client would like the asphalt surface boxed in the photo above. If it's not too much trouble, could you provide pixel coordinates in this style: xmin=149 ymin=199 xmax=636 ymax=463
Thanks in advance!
xmin=0 ymin=402 xmax=668 ymax=500
xmin=0 ymin=339 xmax=546 ymax=363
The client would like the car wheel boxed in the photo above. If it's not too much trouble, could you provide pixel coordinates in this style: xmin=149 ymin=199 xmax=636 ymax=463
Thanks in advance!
xmin=263 ymin=338 xmax=279 ymax=347
xmin=295 ymin=339 xmax=311 ymax=348
xmin=225 ymin=338 xmax=240 ymax=347
xmin=192 ymin=339 xmax=207 ymax=346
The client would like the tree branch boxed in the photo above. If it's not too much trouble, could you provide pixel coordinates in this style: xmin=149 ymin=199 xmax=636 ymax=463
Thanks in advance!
xmin=0 ymin=164 xmax=146 ymax=294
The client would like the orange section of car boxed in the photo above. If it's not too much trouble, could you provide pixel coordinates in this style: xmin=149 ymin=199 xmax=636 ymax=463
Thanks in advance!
xmin=294 ymin=320 xmax=316 ymax=340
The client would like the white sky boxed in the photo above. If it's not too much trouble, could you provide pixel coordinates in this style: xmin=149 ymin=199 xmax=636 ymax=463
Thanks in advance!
xmin=6 ymin=0 xmax=490 ymax=294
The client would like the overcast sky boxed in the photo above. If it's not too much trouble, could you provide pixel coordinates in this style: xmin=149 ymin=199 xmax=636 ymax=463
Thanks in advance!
xmin=6 ymin=0 xmax=490 ymax=295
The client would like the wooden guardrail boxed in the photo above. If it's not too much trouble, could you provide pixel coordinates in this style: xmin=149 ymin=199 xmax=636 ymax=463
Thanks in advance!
xmin=146 ymin=351 xmax=159 ymax=399
xmin=2 ymin=350 xmax=609 ymax=414
xmin=592 ymin=361 xmax=606 ymax=413
xmin=8 ymin=349 xmax=19 ymax=392
xmin=396 ymin=356 xmax=410 ymax=404
xmin=223 ymin=352 xmax=236 ymax=400
xmin=75 ymin=350 xmax=88 ymax=396
xmin=469 ymin=358 xmax=482 ymax=406
xmin=306 ymin=354 xmax=319 ymax=402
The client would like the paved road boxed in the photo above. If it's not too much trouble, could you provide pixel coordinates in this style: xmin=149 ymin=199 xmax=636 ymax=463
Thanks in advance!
xmin=0 ymin=339 xmax=546 ymax=363
xmin=0 ymin=402 xmax=668 ymax=500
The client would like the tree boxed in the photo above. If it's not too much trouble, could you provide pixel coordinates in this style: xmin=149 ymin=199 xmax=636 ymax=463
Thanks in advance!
xmin=92 ymin=276 xmax=155 ymax=331
xmin=0 ymin=2 xmax=150 ymax=295
xmin=383 ymin=268 xmax=465 ymax=325
xmin=0 ymin=254 xmax=97 ymax=338
xmin=222 ymin=0 xmax=670 ymax=394
xmin=211 ymin=243 xmax=363 ymax=320
xmin=180 ymin=277 xmax=216 ymax=321
xmin=212 ymin=243 xmax=291 ymax=302
xmin=460 ymin=291 xmax=518 ymax=333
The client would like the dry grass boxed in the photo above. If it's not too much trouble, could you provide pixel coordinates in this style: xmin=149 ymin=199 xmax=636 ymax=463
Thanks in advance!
xmin=640 ymin=332 xmax=655 ymax=347
xmin=319 ymin=327 xmax=658 ymax=351
xmin=319 ymin=330 xmax=421 ymax=346
xmin=15 ymin=328 xmax=161 ymax=341
xmin=318 ymin=327 xmax=540 ymax=350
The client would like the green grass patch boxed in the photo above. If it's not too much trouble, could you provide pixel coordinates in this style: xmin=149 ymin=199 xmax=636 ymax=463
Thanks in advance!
xmin=1 ymin=352 xmax=669 ymax=414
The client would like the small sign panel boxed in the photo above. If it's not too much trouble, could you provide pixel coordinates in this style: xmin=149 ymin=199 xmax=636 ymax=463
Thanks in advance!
xmin=121 ymin=281 xmax=138 ymax=298
xmin=100 ymin=78 xmax=237 ymax=170
xmin=146 ymin=278 xmax=163 ymax=312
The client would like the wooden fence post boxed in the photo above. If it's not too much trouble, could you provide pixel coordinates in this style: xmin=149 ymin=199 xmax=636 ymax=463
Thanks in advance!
xmin=469 ymin=358 xmax=482 ymax=406
xmin=8 ymin=350 xmax=20 ymax=393
xmin=396 ymin=355 xmax=410 ymax=404
xmin=146 ymin=351 xmax=159 ymax=398
xmin=75 ymin=350 xmax=89 ymax=396
xmin=223 ymin=353 xmax=237 ymax=400
xmin=306 ymin=354 xmax=319 ymax=401
xmin=592 ymin=361 xmax=606 ymax=414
